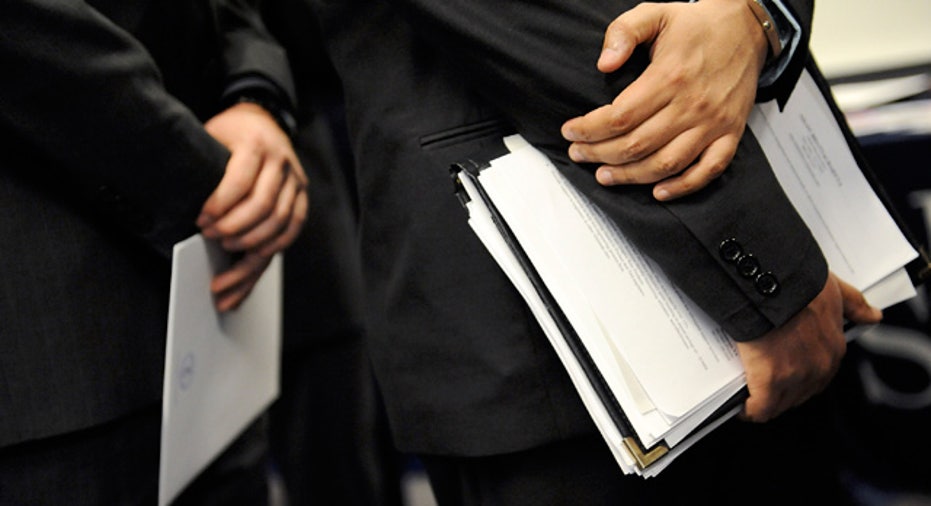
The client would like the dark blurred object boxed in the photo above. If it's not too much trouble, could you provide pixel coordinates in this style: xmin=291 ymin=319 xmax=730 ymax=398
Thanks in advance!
xmin=831 ymin=65 xmax=931 ymax=502
xmin=260 ymin=1 xmax=406 ymax=504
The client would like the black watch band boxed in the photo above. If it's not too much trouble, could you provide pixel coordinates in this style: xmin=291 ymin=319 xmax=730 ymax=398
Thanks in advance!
xmin=220 ymin=76 xmax=298 ymax=138
xmin=231 ymin=91 xmax=297 ymax=138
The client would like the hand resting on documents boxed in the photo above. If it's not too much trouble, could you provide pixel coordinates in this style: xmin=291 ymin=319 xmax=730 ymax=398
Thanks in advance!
xmin=560 ymin=34 xmax=894 ymax=424
xmin=456 ymin=118 xmax=914 ymax=474
xmin=564 ymin=87 xmax=885 ymax=423
xmin=561 ymin=0 xmax=768 ymax=201
xmin=457 ymin=58 xmax=920 ymax=472
xmin=737 ymin=272 xmax=882 ymax=423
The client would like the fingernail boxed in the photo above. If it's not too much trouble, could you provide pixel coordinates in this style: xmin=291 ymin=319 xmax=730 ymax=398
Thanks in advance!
xmin=569 ymin=144 xmax=582 ymax=162
xmin=654 ymin=187 xmax=671 ymax=201
xmin=569 ymin=144 xmax=590 ymax=163
xmin=562 ymin=125 xmax=579 ymax=141
xmin=595 ymin=168 xmax=614 ymax=185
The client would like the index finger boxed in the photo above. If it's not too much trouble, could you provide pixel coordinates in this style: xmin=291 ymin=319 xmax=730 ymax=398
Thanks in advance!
xmin=561 ymin=64 xmax=672 ymax=143
xmin=198 ymin=148 xmax=262 ymax=228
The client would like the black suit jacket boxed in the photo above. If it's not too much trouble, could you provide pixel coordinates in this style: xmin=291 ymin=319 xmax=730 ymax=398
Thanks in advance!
xmin=0 ymin=0 xmax=292 ymax=448
xmin=260 ymin=0 xmax=367 ymax=351
xmin=308 ymin=0 xmax=824 ymax=457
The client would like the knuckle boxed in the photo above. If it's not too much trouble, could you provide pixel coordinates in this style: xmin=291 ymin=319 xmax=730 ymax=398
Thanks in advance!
xmin=256 ymin=196 xmax=277 ymax=218
xmin=607 ymin=15 xmax=633 ymax=38
xmin=666 ymin=67 xmax=688 ymax=88
xmin=706 ymin=160 xmax=728 ymax=178
xmin=692 ymin=93 xmax=713 ymax=115
xmin=673 ymin=180 xmax=696 ymax=196
xmin=274 ymin=200 xmax=293 ymax=224
xmin=243 ymin=130 xmax=269 ymax=151
xmin=651 ymin=155 xmax=681 ymax=179
xmin=226 ymin=165 xmax=255 ymax=187
xmin=610 ymin=168 xmax=636 ymax=185
xmin=711 ymin=111 xmax=739 ymax=133
xmin=618 ymin=137 xmax=646 ymax=162
xmin=607 ymin=109 xmax=633 ymax=134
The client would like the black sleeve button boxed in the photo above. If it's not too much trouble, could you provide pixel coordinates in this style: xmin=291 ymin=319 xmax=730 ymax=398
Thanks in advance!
xmin=719 ymin=238 xmax=779 ymax=297
xmin=755 ymin=272 xmax=780 ymax=296
xmin=719 ymin=238 xmax=743 ymax=263
xmin=736 ymin=254 xmax=761 ymax=278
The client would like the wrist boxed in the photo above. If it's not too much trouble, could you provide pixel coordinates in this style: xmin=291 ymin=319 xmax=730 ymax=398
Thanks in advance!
xmin=219 ymin=75 xmax=297 ymax=138
xmin=700 ymin=0 xmax=770 ymax=73
xmin=228 ymin=93 xmax=297 ymax=138
xmin=703 ymin=0 xmax=804 ymax=104
xmin=745 ymin=0 xmax=783 ymax=61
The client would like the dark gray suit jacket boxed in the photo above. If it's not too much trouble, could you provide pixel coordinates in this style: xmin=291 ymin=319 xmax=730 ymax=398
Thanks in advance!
xmin=0 ymin=0 xmax=292 ymax=448
xmin=310 ymin=0 xmax=823 ymax=457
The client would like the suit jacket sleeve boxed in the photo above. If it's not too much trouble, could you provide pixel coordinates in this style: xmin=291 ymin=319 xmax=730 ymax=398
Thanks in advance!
xmin=0 ymin=0 xmax=229 ymax=258
xmin=213 ymin=0 xmax=298 ymax=109
xmin=390 ymin=0 xmax=825 ymax=341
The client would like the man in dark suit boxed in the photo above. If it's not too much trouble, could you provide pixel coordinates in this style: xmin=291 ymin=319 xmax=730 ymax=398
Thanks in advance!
xmin=0 ymin=1 xmax=305 ymax=503
xmin=298 ymin=0 xmax=880 ymax=503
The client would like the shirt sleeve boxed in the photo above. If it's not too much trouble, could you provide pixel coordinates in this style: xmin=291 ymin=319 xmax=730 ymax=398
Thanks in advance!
xmin=756 ymin=0 xmax=802 ymax=88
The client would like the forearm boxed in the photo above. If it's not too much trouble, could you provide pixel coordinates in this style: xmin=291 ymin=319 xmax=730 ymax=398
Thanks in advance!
xmin=213 ymin=0 xmax=298 ymax=116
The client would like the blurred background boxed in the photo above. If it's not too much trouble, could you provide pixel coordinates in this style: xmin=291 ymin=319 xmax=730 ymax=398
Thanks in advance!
xmin=807 ymin=1 xmax=931 ymax=506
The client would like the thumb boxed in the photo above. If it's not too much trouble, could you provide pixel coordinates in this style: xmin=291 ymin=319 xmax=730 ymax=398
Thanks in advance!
xmin=598 ymin=3 xmax=664 ymax=73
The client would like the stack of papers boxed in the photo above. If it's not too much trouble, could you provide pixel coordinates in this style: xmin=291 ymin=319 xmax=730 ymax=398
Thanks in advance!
xmin=750 ymin=71 xmax=919 ymax=308
xmin=451 ymin=69 xmax=921 ymax=477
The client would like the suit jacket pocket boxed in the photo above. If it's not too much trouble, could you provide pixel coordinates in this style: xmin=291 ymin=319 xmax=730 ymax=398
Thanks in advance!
xmin=419 ymin=118 xmax=513 ymax=152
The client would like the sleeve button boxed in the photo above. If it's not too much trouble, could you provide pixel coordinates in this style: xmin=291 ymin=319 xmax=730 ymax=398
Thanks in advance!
xmin=755 ymin=272 xmax=780 ymax=296
xmin=719 ymin=238 xmax=743 ymax=263
xmin=736 ymin=254 xmax=761 ymax=278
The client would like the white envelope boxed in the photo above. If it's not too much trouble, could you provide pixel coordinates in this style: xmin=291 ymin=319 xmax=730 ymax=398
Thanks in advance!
xmin=158 ymin=235 xmax=282 ymax=506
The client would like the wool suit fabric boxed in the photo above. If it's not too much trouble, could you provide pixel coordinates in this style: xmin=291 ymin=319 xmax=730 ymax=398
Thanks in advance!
xmin=0 ymin=0 xmax=293 ymax=502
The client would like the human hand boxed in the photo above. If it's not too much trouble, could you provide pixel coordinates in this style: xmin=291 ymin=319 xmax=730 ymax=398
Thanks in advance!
xmin=560 ymin=0 xmax=769 ymax=200
xmin=736 ymin=272 xmax=882 ymax=423
xmin=209 ymin=250 xmax=275 ymax=313
xmin=200 ymin=101 xmax=309 ymax=311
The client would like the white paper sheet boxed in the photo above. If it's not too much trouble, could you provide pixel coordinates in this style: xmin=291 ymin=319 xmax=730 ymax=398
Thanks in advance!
xmin=158 ymin=235 xmax=282 ymax=506
xmin=460 ymin=166 xmax=741 ymax=476
xmin=481 ymin=146 xmax=744 ymax=436
xmin=749 ymin=71 xmax=918 ymax=292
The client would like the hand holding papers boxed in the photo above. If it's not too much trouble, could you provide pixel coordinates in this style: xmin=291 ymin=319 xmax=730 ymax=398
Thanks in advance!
xmin=450 ymin=68 xmax=923 ymax=477
xmin=159 ymin=235 xmax=282 ymax=505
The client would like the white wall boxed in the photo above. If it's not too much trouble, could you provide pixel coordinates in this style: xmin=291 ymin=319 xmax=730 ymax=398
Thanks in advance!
xmin=810 ymin=0 xmax=931 ymax=78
